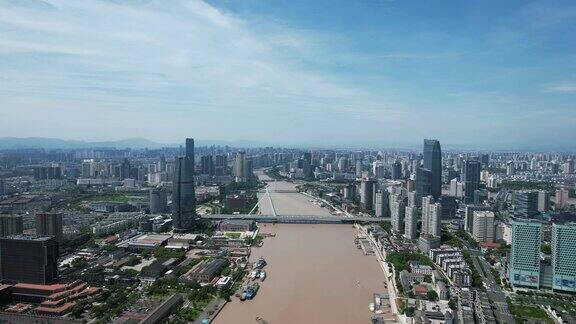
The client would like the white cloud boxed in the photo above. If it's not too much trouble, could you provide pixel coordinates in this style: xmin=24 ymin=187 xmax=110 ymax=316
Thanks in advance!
xmin=544 ymin=81 xmax=576 ymax=93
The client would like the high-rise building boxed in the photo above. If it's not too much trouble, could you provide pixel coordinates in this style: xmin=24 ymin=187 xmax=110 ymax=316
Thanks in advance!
xmin=0 ymin=235 xmax=59 ymax=284
xmin=464 ymin=205 xmax=491 ymax=233
xmin=415 ymin=167 xmax=432 ymax=202
xmin=461 ymin=159 xmax=481 ymax=203
xmin=234 ymin=151 xmax=249 ymax=182
xmin=449 ymin=178 xmax=463 ymax=198
xmin=374 ymin=191 xmax=390 ymax=218
xmin=391 ymin=196 xmax=405 ymax=233
xmin=404 ymin=206 xmax=417 ymax=240
xmin=391 ymin=161 xmax=402 ymax=180
xmin=472 ymin=211 xmax=495 ymax=243
xmin=506 ymin=161 xmax=515 ymax=176
xmin=480 ymin=154 xmax=489 ymax=167
xmin=35 ymin=212 xmax=63 ymax=245
xmin=423 ymin=139 xmax=442 ymax=199
xmin=537 ymin=191 xmax=549 ymax=213
xmin=0 ymin=215 xmax=23 ymax=237
xmin=360 ymin=179 xmax=376 ymax=211
xmin=552 ymin=223 xmax=576 ymax=293
xmin=555 ymin=189 xmax=569 ymax=209
xmin=120 ymin=158 xmax=131 ymax=180
xmin=172 ymin=138 xmax=197 ymax=232
xmin=428 ymin=202 xmax=442 ymax=237
xmin=149 ymin=188 xmax=168 ymax=214
xmin=509 ymin=220 xmax=542 ymax=289
xmin=200 ymin=155 xmax=215 ymax=175
xmin=513 ymin=190 xmax=539 ymax=219
xmin=421 ymin=196 xmax=433 ymax=237
xmin=421 ymin=196 xmax=441 ymax=237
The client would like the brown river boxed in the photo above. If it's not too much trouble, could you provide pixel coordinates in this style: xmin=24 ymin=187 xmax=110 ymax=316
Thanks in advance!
xmin=214 ymin=177 xmax=388 ymax=324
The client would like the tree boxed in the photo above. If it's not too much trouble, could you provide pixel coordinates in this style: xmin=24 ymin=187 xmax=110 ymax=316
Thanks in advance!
xmin=427 ymin=290 xmax=439 ymax=301
xmin=405 ymin=307 xmax=415 ymax=317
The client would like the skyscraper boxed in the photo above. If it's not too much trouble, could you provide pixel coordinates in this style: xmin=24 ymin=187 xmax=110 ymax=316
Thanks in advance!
xmin=513 ymin=190 xmax=539 ymax=219
xmin=404 ymin=206 xmax=417 ymax=240
xmin=391 ymin=160 xmax=402 ymax=180
xmin=421 ymin=196 xmax=441 ymax=237
xmin=415 ymin=167 xmax=432 ymax=202
xmin=360 ymin=179 xmax=375 ymax=211
xmin=552 ymin=223 xmax=576 ymax=292
xmin=234 ymin=151 xmax=248 ymax=182
xmin=390 ymin=195 xmax=405 ymax=233
xmin=509 ymin=220 xmax=542 ymax=289
xmin=423 ymin=139 xmax=441 ymax=199
xmin=0 ymin=235 xmax=59 ymax=284
xmin=461 ymin=159 xmax=481 ymax=203
xmin=172 ymin=138 xmax=197 ymax=232
xmin=35 ymin=212 xmax=63 ymax=245
xmin=374 ymin=191 xmax=390 ymax=218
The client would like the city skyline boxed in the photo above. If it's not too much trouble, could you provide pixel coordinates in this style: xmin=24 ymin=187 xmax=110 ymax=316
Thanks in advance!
xmin=1 ymin=0 xmax=576 ymax=149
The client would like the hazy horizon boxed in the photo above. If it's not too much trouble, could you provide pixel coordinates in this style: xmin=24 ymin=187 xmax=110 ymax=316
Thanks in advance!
xmin=1 ymin=0 xmax=575 ymax=149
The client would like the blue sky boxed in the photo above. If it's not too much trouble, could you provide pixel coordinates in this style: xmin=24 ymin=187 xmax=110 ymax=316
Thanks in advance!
xmin=0 ymin=0 xmax=575 ymax=149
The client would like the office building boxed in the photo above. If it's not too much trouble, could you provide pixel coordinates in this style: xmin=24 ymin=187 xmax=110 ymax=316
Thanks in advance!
xmin=513 ymin=190 xmax=539 ymax=219
xmin=0 ymin=215 xmax=23 ymax=237
xmin=471 ymin=211 xmax=495 ymax=243
xmin=35 ymin=213 xmax=63 ymax=245
xmin=423 ymin=139 xmax=442 ymax=199
xmin=552 ymin=223 xmax=576 ymax=292
xmin=374 ymin=191 xmax=390 ymax=218
xmin=509 ymin=220 xmax=542 ymax=289
xmin=461 ymin=159 xmax=481 ymax=203
xmin=149 ymin=188 xmax=168 ymax=214
xmin=0 ymin=235 xmax=59 ymax=284
xmin=415 ymin=167 xmax=432 ymax=202
xmin=404 ymin=206 xmax=417 ymax=240
xmin=360 ymin=179 xmax=376 ymax=211
xmin=172 ymin=138 xmax=197 ymax=232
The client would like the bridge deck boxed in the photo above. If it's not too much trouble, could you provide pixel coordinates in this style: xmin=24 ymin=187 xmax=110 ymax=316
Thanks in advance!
xmin=203 ymin=214 xmax=385 ymax=224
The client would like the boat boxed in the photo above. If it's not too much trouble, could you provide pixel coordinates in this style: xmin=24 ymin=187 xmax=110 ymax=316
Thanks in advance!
xmin=255 ymin=257 xmax=267 ymax=269
xmin=259 ymin=270 xmax=266 ymax=281
xmin=250 ymin=270 xmax=259 ymax=280
xmin=246 ymin=283 xmax=260 ymax=300
xmin=369 ymin=303 xmax=375 ymax=312
xmin=240 ymin=291 xmax=247 ymax=301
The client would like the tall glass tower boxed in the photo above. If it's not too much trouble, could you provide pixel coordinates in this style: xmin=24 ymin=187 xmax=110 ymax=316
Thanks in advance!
xmin=423 ymin=139 xmax=441 ymax=199
xmin=509 ymin=220 xmax=542 ymax=289
xmin=172 ymin=138 xmax=197 ymax=232
xmin=552 ymin=223 xmax=576 ymax=292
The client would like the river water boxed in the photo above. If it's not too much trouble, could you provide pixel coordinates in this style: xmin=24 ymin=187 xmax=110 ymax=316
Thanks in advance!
xmin=214 ymin=177 xmax=388 ymax=324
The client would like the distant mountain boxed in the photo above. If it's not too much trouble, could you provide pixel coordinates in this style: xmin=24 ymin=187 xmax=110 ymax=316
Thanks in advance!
xmin=0 ymin=137 xmax=168 ymax=150
xmin=0 ymin=137 xmax=271 ymax=150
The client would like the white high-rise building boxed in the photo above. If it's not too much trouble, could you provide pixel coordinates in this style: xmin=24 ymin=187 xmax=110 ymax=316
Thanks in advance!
xmin=429 ymin=203 xmax=442 ymax=237
xmin=390 ymin=194 xmax=405 ymax=233
xmin=421 ymin=195 xmax=441 ymax=237
xmin=404 ymin=206 xmax=417 ymax=240
xmin=472 ymin=211 xmax=495 ymax=243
